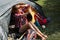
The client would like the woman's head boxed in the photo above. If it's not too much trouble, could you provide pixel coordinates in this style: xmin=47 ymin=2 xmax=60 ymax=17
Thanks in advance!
xmin=11 ymin=3 xmax=29 ymax=14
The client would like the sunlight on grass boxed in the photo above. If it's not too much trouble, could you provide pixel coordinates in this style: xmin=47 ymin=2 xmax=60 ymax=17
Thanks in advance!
xmin=36 ymin=0 xmax=47 ymax=6
xmin=47 ymin=32 xmax=60 ymax=40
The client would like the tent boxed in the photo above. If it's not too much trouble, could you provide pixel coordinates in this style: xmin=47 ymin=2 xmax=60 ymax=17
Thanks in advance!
xmin=0 ymin=0 xmax=37 ymax=40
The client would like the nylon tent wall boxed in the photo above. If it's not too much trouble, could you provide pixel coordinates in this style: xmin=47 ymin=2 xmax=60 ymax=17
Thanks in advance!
xmin=0 ymin=0 xmax=36 ymax=40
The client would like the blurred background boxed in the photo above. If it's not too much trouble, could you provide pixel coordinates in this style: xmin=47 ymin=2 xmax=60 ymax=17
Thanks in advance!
xmin=35 ymin=0 xmax=60 ymax=40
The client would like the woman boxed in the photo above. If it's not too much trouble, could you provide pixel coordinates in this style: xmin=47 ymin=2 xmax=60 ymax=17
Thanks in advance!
xmin=11 ymin=3 xmax=47 ymax=40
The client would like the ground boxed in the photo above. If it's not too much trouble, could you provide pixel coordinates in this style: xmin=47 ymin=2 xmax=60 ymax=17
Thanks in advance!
xmin=36 ymin=0 xmax=60 ymax=40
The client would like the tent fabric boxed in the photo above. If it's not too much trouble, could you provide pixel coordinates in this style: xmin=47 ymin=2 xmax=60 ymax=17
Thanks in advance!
xmin=0 ymin=0 xmax=36 ymax=32
xmin=0 ymin=0 xmax=36 ymax=17
xmin=0 ymin=0 xmax=36 ymax=40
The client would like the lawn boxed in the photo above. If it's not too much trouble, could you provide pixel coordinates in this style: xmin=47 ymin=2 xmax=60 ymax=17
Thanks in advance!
xmin=36 ymin=0 xmax=60 ymax=40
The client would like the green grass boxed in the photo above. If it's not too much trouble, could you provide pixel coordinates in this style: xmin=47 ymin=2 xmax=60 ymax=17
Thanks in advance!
xmin=36 ymin=0 xmax=60 ymax=40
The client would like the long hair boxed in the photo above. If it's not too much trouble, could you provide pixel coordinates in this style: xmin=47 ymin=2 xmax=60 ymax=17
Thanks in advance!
xmin=11 ymin=3 xmax=26 ymax=14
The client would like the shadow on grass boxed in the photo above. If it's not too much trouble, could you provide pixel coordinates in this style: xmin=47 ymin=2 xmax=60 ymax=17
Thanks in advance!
xmin=41 ymin=0 xmax=60 ymax=35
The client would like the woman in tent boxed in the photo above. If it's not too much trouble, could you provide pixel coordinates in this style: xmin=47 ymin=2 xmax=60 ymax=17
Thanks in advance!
xmin=10 ymin=3 xmax=47 ymax=40
xmin=0 ymin=0 xmax=49 ymax=40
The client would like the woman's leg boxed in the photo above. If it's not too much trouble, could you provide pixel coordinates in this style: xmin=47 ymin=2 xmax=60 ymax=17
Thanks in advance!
xmin=30 ymin=22 xmax=47 ymax=38
xmin=28 ymin=22 xmax=46 ymax=40
xmin=19 ymin=23 xmax=47 ymax=40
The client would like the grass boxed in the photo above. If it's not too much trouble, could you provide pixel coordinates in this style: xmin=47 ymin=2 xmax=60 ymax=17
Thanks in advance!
xmin=36 ymin=0 xmax=60 ymax=40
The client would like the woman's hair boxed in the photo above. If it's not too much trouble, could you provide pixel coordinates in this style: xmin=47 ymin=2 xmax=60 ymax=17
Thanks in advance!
xmin=11 ymin=3 xmax=26 ymax=14
xmin=10 ymin=3 xmax=26 ymax=25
